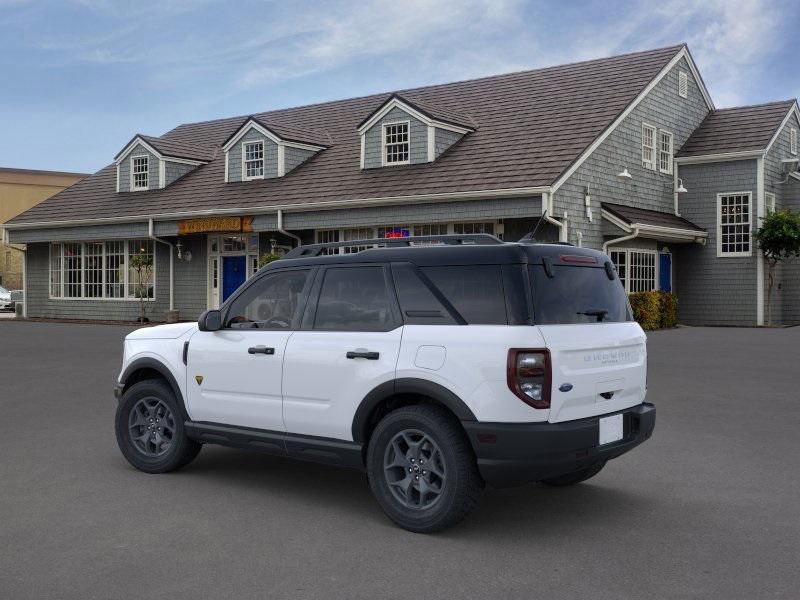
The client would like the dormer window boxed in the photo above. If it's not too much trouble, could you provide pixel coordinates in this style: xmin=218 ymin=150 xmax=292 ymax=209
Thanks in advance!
xmin=243 ymin=141 xmax=265 ymax=179
xmin=131 ymin=156 xmax=149 ymax=190
xmin=383 ymin=122 xmax=410 ymax=165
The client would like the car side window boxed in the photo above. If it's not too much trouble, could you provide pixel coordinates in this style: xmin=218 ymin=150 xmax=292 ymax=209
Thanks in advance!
xmin=421 ymin=265 xmax=508 ymax=325
xmin=226 ymin=269 xmax=310 ymax=329
xmin=313 ymin=266 xmax=396 ymax=331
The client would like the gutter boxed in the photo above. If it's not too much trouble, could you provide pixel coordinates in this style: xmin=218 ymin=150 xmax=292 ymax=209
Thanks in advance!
xmin=277 ymin=210 xmax=302 ymax=248
xmin=148 ymin=219 xmax=174 ymax=312
xmin=540 ymin=193 xmax=567 ymax=242
xmin=602 ymin=227 xmax=639 ymax=254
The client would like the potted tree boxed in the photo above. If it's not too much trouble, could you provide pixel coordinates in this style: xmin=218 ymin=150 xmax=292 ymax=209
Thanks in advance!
xmin=129 ymin=248 xmax=154 ymax=324
xmin=755 ymin=208 xmax=800 ymax=326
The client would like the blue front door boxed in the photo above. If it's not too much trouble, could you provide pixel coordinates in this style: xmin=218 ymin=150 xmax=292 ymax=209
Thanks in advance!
xmin=222 ymin=256 xmax=247 ymax=301
xmin=659 ymin=253 xmax=672 ymax=292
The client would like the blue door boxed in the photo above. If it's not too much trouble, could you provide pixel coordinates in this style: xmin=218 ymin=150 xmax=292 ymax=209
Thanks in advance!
xmin=222 ymin=256 xmax=247 ymax=301
xmin=659 ymin=253 xmax=672 ymax=292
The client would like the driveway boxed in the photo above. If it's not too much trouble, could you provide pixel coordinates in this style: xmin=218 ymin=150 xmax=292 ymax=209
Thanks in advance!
xmin=1 ymin=322 xmax=798 ymax=599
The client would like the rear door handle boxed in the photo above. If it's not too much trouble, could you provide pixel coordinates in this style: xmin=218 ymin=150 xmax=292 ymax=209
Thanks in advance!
xmin=346 ymin=350 xmax=380 ymax=360
xmin=248 ymin=346 xmax=275 ymax=355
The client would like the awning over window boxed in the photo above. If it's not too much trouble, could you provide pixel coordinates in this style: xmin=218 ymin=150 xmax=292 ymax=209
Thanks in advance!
xmin=601 ymin=203 xmax=707 ymax=243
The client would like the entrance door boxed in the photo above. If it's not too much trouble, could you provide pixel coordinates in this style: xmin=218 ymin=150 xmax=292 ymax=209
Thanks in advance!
xmin=659 ymin=253 xmax=672 ymax=292
xmin=186 ymin=268 xmax=313 ymax=431
xmin=222 ymin=255 xmax=246 ymax=301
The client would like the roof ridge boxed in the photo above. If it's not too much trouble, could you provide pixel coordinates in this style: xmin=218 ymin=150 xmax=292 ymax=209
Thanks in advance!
xmin=167 ymin=44 xmax=686 ymax=133
xmin=712 ymin=99 xmax=797 ymax=112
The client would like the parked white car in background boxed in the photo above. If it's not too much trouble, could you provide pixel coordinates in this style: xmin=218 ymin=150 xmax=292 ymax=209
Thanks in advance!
xmin=114 ymin=234 xmax=655 ymax=533
xmin=0 ymin=285 xmax=14 ymax=311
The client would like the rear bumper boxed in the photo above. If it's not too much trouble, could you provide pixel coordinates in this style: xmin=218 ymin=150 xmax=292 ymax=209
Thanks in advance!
xmin=463 ymin=403 xmax=655 ymax=488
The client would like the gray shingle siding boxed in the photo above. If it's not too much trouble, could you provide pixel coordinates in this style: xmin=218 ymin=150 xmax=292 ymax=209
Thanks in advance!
xmin=8 ymin=223 xmax=150 ymax=244
xmin=764 ymin=110 xmax=800 ymax=325
xmin=164 ymin=161 xmax=195 ymax=186
xmin=674 ymin=160 xmax=758 ymax=326
xmin=227 ymin=128 xmax=279 ymax=182
xmin=118 ymin=143 xmax=159 ymax=192
xmin=363 ymin=107 xmax=427 ymax=168
xmin=284 ymin=146 xmax=317 ymax=174
xmin=434 ymin=128 xmax=463 ymax=159
xmin=555 ymin=58 xmax=710 ymax=250
xmin=24 ymin=239 xmax=207 ymax=322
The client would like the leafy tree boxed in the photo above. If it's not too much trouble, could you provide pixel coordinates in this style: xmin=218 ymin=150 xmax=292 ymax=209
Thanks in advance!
xmin=257 ymin=253 xmax=282 ymax=269
xmin=129 ymin=249 xmax=154 ymax=323
xmin=755 ymin=209 xmax=800 ymax=326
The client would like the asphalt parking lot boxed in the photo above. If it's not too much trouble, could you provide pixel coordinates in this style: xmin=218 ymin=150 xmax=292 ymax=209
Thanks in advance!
xmin=1 ymin=321 xmax=798 ymax=599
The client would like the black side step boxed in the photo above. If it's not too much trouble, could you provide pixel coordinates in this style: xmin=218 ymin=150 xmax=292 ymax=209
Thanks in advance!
xmin=184 ymin=421 xmax=365 ymax=470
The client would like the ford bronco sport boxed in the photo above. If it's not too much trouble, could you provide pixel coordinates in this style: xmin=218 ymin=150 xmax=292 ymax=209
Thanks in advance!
xmin=114 ymin=234 xmax=655 ymax=532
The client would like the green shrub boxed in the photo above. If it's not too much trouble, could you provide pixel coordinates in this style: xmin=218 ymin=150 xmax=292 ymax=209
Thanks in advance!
xmin=658 ymin=291 xmax=678 ymax=328
xmin=257 ymin=253 xmax=282 ymax=269
xmin=628 ymin=291 xmax=661 ymax=330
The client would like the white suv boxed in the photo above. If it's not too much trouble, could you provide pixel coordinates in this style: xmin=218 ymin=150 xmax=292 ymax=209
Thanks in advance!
xmin=114 ymin=234 xmax=655 ymax=532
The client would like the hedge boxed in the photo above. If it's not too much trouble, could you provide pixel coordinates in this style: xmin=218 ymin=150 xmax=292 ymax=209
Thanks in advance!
xmin=629 ymin=291 xmax=678 ymax=330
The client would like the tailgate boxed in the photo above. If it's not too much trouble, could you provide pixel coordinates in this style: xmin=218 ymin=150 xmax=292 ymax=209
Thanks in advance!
xmin=537 ymin=323 xmax=647 ymax=423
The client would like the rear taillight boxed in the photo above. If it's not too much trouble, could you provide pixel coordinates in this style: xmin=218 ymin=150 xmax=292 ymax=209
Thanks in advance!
xmin=507 ymin=349 xmax=551 ymax=409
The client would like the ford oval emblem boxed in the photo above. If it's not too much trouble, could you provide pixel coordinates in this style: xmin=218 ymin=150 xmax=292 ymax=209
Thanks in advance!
xmin=559 ymin=383 xmax=573 ymax=392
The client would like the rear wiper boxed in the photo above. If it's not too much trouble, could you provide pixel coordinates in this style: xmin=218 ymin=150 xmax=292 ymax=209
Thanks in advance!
xmin=577 ymin=309 xmax=609 ymax=322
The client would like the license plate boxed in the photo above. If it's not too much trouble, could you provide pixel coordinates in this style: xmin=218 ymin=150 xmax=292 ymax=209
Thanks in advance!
xmin=599 ymin=414 xmax=624 ymax=445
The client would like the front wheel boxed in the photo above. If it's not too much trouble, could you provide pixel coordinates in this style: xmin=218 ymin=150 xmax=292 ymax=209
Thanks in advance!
xmin=367 ymin=405 xmax=483 ymax=533
xmin=115 ymin=379 xmax=201 ymax=473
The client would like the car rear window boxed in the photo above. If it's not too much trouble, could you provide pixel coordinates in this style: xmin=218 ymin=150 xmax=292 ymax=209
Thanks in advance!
xmin=421 ymin=265 xmax=507 ymax=325
xmin=529 ymin=264 xmax=632 ymax=324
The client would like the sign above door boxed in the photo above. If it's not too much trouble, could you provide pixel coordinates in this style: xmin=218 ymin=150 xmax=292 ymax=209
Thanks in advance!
xmin=178 ymin=216 xmax=254 ymax=235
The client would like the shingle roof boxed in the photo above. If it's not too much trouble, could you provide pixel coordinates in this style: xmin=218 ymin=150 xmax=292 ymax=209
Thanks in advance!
xmin=356 ymin=93 xmax=475 ymax=130
xmin=11 ymin=45 xmax=686 ymax=225
xmin=603 ymin=202 xmax=705 ymax=232
xmin=221 ymin=117 xmax=332 ymax=149
xmin=677 ymin=100 xmax=796 ymax=157
xmin=114 ymin=134 xmax=217 ymax=162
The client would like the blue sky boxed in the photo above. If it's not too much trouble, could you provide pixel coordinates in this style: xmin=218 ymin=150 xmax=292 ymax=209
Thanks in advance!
xmin=1 ymin=0 xmax=798 ymax=173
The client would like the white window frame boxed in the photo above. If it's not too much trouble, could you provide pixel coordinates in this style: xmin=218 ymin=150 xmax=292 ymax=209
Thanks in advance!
xmin=130 ymin=155 xmax=149 ymax=191
xmin=790 ymin=127 xmax=797 ymax=155
xmin=242 ymin=140 xmax=265 ymax=180
xmin=382 ymin=120 xmax=411 ymax=166
xmin=642 ymin=122 xmax=656 ymax=170
xmin=765 ymin=192 xmax=776 ymax=214
xmin=659 ymin=130 xmax=674 ymax=174
xmin=609 ymin=248 xmax=659 ymax=293
xmin=678 ymin=70 xmax=688 ymax=99
xmin=48 ymin=240 xmax=156 ymax=301
xmin=716 ymin=191 xmax=753 ymax=258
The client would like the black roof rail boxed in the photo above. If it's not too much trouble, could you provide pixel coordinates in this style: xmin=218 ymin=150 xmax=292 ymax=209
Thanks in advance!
xmin=284 ymin=233 xmax=504 ymax=258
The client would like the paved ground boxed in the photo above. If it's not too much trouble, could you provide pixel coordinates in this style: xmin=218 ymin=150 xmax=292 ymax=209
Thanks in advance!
xmin=1 ymin=322 xmax=798 ymax=600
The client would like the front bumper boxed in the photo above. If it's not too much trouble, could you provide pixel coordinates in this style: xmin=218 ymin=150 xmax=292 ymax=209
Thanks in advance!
xmin=463 ymin=403 xmax=656 ymax=488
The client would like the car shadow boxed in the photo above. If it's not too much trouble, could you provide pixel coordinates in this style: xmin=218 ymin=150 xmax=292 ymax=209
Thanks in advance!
xmin=166 ymin=445 xmax=654 ymax=537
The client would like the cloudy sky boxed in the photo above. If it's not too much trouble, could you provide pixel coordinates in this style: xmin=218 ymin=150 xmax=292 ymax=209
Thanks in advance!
xmin=1 ymin=0 xmax=798 ymax=173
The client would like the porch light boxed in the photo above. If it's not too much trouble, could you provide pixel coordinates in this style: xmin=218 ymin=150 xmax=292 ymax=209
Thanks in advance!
xmin=616 ymin=167 xmax=633 ymax=181
xmin=676 ymin=178 xmax=688 ymax=194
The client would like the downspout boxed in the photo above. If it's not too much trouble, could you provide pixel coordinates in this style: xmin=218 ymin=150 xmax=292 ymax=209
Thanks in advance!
xmin=277 ymin=209 xmax=302 ymax=247
xmin=2 ymin=228 xmax=26 ymax=317
xmin=541 ymin=192 xmax=566 ymax=242
xmin=148 ymin=219 xmax=174 ymax=312
xmin=602 ymin=227 xmax=639 ymax=255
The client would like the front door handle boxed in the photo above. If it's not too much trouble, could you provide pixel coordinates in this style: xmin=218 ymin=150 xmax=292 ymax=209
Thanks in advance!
xmin=346 ymin=350 xmax=380 ymax=360
xmin=248 ymin=346 xmax=275 ymax=355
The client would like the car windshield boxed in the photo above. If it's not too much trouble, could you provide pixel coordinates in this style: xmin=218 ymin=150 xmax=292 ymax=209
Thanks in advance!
xmin=529 ymin=264 xmax=632 ymax=325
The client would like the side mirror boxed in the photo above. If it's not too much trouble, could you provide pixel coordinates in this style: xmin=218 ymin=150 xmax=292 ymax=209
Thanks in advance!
xmin=198 ymin=309 xmax=222 ymax=332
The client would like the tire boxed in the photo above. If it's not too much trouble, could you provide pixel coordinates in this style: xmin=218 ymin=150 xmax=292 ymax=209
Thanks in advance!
xmin=540 ymin=462 xmax=605 ymax=487
xmin=115 ymin=379 xmax=201 ymax=474
xmin=367 ymin=405 xmax=483 ymax=533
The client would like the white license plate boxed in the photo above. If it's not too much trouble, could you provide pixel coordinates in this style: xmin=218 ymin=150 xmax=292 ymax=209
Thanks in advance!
xmin=599 ymin=414 xmax=624 ymax=445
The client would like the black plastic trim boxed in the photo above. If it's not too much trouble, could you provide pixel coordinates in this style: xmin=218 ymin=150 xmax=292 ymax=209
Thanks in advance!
xmin=117 ymin=357 xmax=189 ymax=421
xmin=184 ymin=421 xmax=364 ymax=470
xmin=351 ymin=378 xmax=477 ymax=443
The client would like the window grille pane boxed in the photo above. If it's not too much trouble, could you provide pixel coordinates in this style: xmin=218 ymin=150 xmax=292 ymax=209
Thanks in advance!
xmin=628 ymin=251 xmax=656 ymax=292
xmin=642 ymin=125 xmax=656 ymax=169
xmin=316 ymin=229 xmax=340 ymax=255
xmin=84 ymin=242 xmax=104 ymax=298
xmin=244 ymin=141 xmax=264 ymax=178
xmin=128 ymin=239 xmax=154 ymax=299
xmin=384 ymin=122 xmax=409 ymax=164
xmin=63 ymin=243 xmax=83 ymax=298
xmin=132 ymin=156 xmax=149 ymax=189
xmin=105 ymin=241 xmax=126 ymax=298
xmin=342 ymin=227 xmax=373 ymax=254
xmin=453 ymin=222 xmax=494 ymax=235
xmin=50 ymin=243 xmax=62 ymax=297
xmin=719 ymin=194 xmax=751 ymax=255
xmin=610 ymin=250 xmax=627 ymax=290
xmin=659 ymin=131 xmax=673 ymax=173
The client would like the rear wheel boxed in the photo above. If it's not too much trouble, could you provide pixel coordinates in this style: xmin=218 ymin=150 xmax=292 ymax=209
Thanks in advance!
xmin=367 ymin=405 xmax=483 ymax=533
xmin=540 ymin=462 xmax=605 ymax=486
xmin=115 ymin=379 xmax=201 ymax=473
